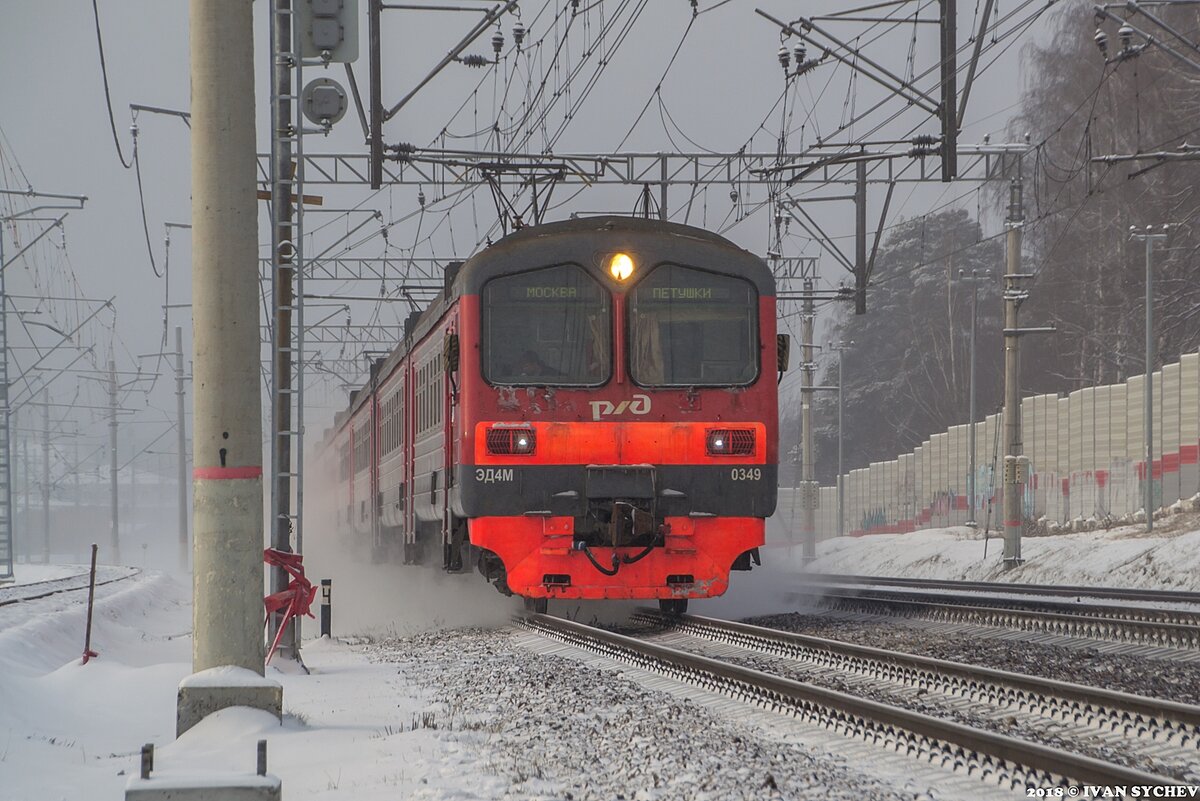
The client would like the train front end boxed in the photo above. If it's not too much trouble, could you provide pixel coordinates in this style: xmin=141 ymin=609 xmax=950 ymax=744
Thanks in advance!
xmin=455 ymin=217 xmax=779 ymax=606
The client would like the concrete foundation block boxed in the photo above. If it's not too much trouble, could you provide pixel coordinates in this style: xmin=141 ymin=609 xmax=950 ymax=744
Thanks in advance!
xmin=177 ymin=666 xmax=282 ymax=737
xmin=126 ymin=773 xmax=281 ymax=800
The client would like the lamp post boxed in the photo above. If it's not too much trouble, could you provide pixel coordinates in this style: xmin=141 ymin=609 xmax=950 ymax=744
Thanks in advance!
xmin=1129 ymin=224 xmax=1168 ymax=532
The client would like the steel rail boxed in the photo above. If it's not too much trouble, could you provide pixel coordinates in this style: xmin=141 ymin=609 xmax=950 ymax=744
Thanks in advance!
xmin=518 ymin=613 xmax=1181 ymax=788
xmin=632 ymin=609 xmax=1200 ymax=754
xmin=786 ymin=588 xmax=1200 ymax=650
xmin=790 ymin=584 xmax=1200 ymax=626
xmin=800 ymin=573 xmax=1200 ymax=606
xmin=0 ymin=567 xmax=140 ymax=608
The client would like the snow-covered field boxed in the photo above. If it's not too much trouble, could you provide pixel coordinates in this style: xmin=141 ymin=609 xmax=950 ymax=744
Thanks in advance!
xmin=4 ymin=517 xmax=1199 ymax=800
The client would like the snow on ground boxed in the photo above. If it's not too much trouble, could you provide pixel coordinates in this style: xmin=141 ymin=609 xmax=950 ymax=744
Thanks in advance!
xmin=4 ymin=563 xmax=86 ymax=585
xmin=5 ymin=518 xmax=1199 ymax=799
xmin=781 ymin=514 xmax=1200 ymax=591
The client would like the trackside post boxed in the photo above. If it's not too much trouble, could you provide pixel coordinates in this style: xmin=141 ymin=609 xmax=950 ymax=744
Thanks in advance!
xmin=320 ymin=578 xmax=332 ymax=637
xmin=81 ymin=543 xmax=99 ymax=664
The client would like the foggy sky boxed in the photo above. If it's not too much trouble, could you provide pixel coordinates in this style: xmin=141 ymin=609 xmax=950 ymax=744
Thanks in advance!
xmin=1 ymin=0 xmax=1053 ymax=451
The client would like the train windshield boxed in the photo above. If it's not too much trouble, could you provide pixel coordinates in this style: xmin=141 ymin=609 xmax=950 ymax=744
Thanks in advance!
xmin=629 ymin=264 xmax=758 ymax=387
xmin=482 ymin=264 xmax=612 ymax=386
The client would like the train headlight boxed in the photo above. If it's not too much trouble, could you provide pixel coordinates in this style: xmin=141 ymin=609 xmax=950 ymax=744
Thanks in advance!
xmin=609 ymin=252 xmax=635 ymax=281
xmin=486 ymin=426 xmax=537 ymax=455
xmin=706 ymin=428 xmax=755 ymax=456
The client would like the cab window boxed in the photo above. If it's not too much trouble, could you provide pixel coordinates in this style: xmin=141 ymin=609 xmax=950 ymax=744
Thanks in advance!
xmin=482 ymin=264 xmax=611 ymax=386
xmin=629 ymin=264 xmax=758 ymax=387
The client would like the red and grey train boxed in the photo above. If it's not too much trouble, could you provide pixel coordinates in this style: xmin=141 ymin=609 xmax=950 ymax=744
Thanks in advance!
xmin=319 ymin=216 xmax=783 ymax=613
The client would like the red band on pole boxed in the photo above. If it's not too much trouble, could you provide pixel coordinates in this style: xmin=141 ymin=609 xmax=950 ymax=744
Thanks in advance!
xmin=193 ymin=466 xmax=263 ymax=480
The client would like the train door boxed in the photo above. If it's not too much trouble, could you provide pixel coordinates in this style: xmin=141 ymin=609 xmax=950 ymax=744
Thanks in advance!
xmin=404 ymin=355 xmax=417 ymax=562
xmin=371 ymin=391 xmax=381 ymax=554
xmin=441 ymin=323 xmax=465 ymax=571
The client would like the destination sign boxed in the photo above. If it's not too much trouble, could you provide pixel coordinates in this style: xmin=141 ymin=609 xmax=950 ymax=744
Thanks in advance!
xmin=503 ymin=284 xmax=603 ymax=301
xmin=644 ymin=286 xmax=734 ymax=302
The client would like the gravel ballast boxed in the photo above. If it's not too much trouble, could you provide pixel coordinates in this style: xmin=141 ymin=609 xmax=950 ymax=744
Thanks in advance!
xmin=631 ymin=623 xmax=1199 ymax=782
xmin=744 ymin=613 xmax=1200 ymax=705
xmin=364 ymin=627 xmax=936 ymax=801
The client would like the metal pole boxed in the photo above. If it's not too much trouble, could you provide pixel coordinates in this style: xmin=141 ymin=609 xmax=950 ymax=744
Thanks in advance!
xmin=800 ymin=278 xmax=816 ymax=561
xmin=81 ymin=543 xmax=98 ymax=664
xmin=837 ymin=344 xmax=845 ymax=539
xmin=368 ymin=0 xmax=383 ymax=188
xmin=21 ymin=429 xmax=28 ymax=560
xmin=109 ymin=359 xmax=120 ymax=564
xmin=269 ymin=0 xmax=298 ymax=661
xmin=73 ymin=435 xmax=80 ymax=562
xmin=659 ymin=155 xmax=668 ymax=222
xmin=1145 ymin=236 xmax=1153 ymax=533
xmin=1129 ymin=226 xmax=1167 ymax=531
xmin=175 ymin=326 xmax=188 ymax=571
xmin=854 ymin=160 xmax=868 ymax=314
xmin=1002 ymin=180 xmax=1023 ymax=567
xmin=190 ymin=0 xmax=265 ymax=673
xmin=41 ymin=390 xmax=49 ymax=563
xmin=965 ymin=271 xmax=980 ymax=526
xmin=0 ymin=230 xmax=12 ymax=579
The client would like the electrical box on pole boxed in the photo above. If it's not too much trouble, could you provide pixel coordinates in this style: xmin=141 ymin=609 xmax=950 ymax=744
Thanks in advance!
xmin=297 ymin=0 xmax=359 ymax=64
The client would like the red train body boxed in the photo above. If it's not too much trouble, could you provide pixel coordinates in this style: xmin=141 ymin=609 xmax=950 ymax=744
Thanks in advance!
xmin=318 ymin=217 xmax=780 ymax=610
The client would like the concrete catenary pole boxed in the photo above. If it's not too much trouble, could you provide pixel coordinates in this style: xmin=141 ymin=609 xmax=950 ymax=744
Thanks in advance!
xmin=1129 ymin=225 xmax=1167 ymax=532
xmin=41 ymin=389 xmax=49 ymax=563
xmin=109 ymin=358 xmax=120 ymax=564
xmin=1002 ymin=180 xmax=1024 ymax=568
xmin=800 ymin=278 xmax=816 ymax=561
xmin=190 ymin=0 xmax=266 ymax=673
xmin=175 ymin=326 xmax=188 ymax=571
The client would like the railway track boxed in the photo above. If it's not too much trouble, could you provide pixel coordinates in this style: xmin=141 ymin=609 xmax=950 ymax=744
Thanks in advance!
xmin=632 ymin=609 xmax=1200 ymax=780
xmin=786 ymin=580 xmax=1200 ymax=651
xmin=801 ymin=573 xmax=1200 ymax=606
xmin=518 ymin=612 xmax=1185 ymax=791
xmin=0 ymin=567 xmax=139 ymax=608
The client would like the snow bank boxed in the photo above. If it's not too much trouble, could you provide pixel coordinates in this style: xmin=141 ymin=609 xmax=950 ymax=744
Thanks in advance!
xmin=789 ymin=521 xmax=1200 ymax=590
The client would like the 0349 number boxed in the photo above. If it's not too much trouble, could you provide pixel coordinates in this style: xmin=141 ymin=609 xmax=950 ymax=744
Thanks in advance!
xmin=730 ymin=468 xmax=762 ymax=481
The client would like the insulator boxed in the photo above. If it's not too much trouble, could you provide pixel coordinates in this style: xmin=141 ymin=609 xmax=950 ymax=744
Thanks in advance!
xmin=571 ymin=0 xmax=579 ymax=12
xmin=794 ymin=42 xmax=806 ymax=65
xmin=1094 ymin=28 xmax=1108 ymax=55
xmin=492 ymin=29 xmax=505 ymax=56
xmin=1118 ymin=22 xmax=1133 ymax=49
xmin=460 ymin=54 xmax=489 ymax=68
xmin=911 ymin=134 xmax=939 ymax=146
xmin=129 ymin=122 xmax=140 ymax=138
xmin=774 ymin=211 xmax=783 ymax=228
xmin=729 ymin=187 xmax=739 ymax=204
xmin=777 ymin=45 xmax=791 ymax=72
xmin=417 ymin=188 xmax=426 ymax=207
xmin=387 ymin=141 xmax=416 ymax=163
xmin=513 ymin=22 xmax=525 ymax=48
